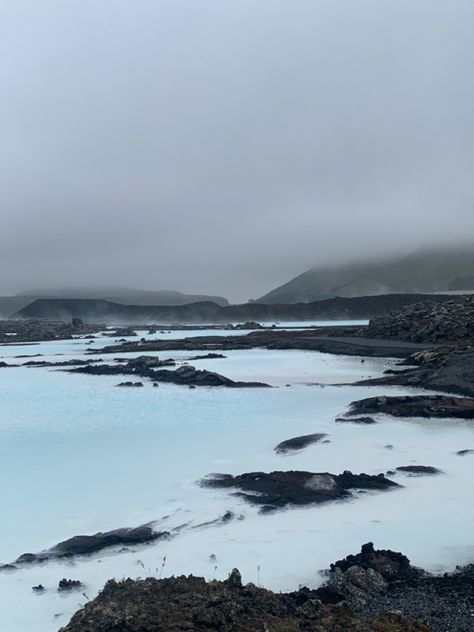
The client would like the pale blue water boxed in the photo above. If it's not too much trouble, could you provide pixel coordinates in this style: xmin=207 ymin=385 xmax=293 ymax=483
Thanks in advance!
xmin=1 ymin=324 xmax=474 ymax=631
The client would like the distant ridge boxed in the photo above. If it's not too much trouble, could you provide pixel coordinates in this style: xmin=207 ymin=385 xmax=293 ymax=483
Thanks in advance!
xmin=257 ymin=247 xmax=474 ymax=304
xmin=0 ymin=287 xmax=228 ymax=318
xmin=16 ymin=287 xmax=229 ymax=307
xmin=15 ymin=293 xmax=461 ymax=324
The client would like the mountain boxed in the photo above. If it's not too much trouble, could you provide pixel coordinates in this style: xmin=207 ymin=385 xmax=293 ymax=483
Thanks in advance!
xmin=256 ymin=247 xmax=474 ymax=304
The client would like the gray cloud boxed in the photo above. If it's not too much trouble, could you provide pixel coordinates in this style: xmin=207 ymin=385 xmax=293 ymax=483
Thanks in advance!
xmin=1 ymin=0 xmax=473 ymax=301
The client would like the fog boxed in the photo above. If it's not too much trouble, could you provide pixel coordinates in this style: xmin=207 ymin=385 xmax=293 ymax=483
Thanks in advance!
xmin=1 ymin=0 xmax=473 ymax=302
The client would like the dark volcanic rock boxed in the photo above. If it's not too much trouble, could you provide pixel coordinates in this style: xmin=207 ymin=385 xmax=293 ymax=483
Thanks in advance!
xmin=348 ymin=394 xmax=474 ymax=418
xmin=59 ymin=567 xmax=428 ymax=632
xmin=396 ymin=466 xmax=441 ymax=475
xmin=330 ymin=542 xmax=422 ymax=585
xmin=14 ymin=525 xmax=168 ymax=565
xmin=116 ymin=381 xmax=144 ymax=387
xmin=32 ymin=584 xmax=45 ymax=592
xmin=0 ymin=318 xmax=102 ymax=344
xmin=70 ymin=361 xmax=270 ymax=388
xmin=58 ymin=578 xmax=83 ymax=591
xmin=367 ymin=296 xmax=474 ymax=344
xmin=356 ymin=347 xmax=474 ymax=398
xmin=335 ymin=416 xmax=377 ymax=425
xmin=328 ymin=543 xmax=474 ymax=632
xmin=151 ymin=365 xmax=271 ymax=388
xmin=202 ymin=470 xmax=399 ymax=511
xmin=274 ymin=433 xmax=328 ymax=454
xmin=187 ymin=352 xmax=227 ymax=360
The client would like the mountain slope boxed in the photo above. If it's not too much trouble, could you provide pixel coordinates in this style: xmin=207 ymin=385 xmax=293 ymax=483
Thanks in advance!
xmin=257 ymin=247 xmax=474 ymax=304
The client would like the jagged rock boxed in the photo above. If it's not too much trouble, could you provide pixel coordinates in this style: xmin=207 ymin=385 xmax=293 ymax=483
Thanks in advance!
xmin=367 ymin=296 xmax=474 ymax=344
xmin=58 ymin=579 xmax=83 ymax=591
xmin=58 ymin=566 xmax=428 ymax=632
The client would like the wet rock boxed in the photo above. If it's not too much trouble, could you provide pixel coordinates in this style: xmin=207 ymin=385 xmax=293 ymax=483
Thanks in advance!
xmin=116 ymin=381 xmax=144 ymax=387
xmin=58 ymin=579 xmax=83 ymax=591
xmin=274 ymin=433 xmax=328 ymax=454
xmin=32 ymin=584 xmax=45 ymax=592
xmin=14 ymin=525 xmax=169 ymax=565
xmin=187 ymin=353 xmax=227 ymax=360
xmin=348 ymin=394 xmax=474 ymax=418
xmin=201 ymin=470 xmax=399 ymax=511
xmin=127 ymin=355 xmax=175 ymax=369
xmin=396 ymin=465 xmax=441 ymax=475
xmin=71 ymin=361 xmax=270 ymax=388
xmin=109 ymin=327 xmax=137 ymax=337
xmin=456 ymin=449 xmax=474 ymax=456
xmin=335 ymin=416 xmax=377 ymax=424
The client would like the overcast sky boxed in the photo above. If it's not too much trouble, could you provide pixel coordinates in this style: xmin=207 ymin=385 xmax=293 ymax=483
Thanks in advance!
xmin=1 ymin=0 xmax=473 ymax=302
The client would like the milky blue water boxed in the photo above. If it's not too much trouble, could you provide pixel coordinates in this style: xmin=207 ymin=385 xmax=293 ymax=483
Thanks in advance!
xmin=1 ymin=324 xmax=474 ymax=631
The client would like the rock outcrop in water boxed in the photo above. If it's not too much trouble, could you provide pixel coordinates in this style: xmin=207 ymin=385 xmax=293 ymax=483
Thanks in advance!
xmin=346 ymin=395 xmax=474 ymax=419
xmin=12 ymin=525 xmax=168 ymax=566
xmin=69 ymin=360 xmax=271 ymax=388
xmin=202 ymin=470 xmax=399 ymax=512
xmin=274 ymin=433 xmax=329 ymax=454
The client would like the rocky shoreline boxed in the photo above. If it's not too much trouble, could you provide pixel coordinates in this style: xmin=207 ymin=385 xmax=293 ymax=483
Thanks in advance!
xmin=58 ymin=541 xmax=474 ymax=631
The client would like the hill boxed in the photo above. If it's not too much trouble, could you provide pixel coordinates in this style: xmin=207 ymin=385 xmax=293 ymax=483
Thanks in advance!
xmin=256 ymin=247 xmax=474 ymax=304
xmin=15 ymin=287 xmax=229 ymax=306
xmin=15 ymin=293 xmax=458 ymax=324
xmin=0 ymin=288 xmax=228 ymax=318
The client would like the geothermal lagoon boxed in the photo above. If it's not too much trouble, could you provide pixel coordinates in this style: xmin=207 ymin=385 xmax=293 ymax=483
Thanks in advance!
xmin=1 ymin=323 xmax=474 ymax=631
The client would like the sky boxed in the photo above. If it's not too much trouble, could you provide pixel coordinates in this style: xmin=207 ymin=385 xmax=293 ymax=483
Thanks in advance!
xmin=1 ymin=0 xmax=474 ymax=302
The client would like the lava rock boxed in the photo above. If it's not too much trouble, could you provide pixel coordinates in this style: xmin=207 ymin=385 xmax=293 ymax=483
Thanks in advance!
xmin=201 ymin=470 xmax=399 ymax=511
xmin=274 ymin=433 xmax=328 ymax=454
xmin=396 ymin=465 xmax=441 ymax=475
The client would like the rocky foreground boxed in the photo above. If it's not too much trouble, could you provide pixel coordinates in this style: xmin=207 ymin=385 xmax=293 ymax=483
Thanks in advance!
xmin=59 ymin=542 xmax=474 ymax=632
xmin=366 ymin=296 xmax=474 ymax=344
